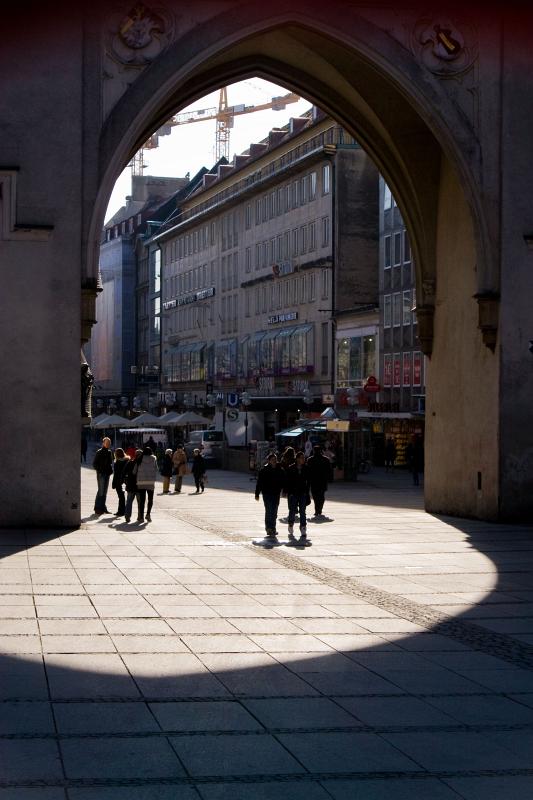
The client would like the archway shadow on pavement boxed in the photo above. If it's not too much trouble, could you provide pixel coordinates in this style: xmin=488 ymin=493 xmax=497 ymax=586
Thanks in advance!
xmin=2 ymin=474 xmax=533 ymax=797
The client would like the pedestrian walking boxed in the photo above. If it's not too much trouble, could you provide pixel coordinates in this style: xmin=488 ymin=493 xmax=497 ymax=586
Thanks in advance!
xmin=112 ymin=448 xmax=130 ymax=516
xmin=255 ymin=452 xmax=285 ymax=538
xmin=135 ymin=446 xmax=158 ymax=522
xmin=304 ymin=438 xmax=313 ymax=459
xmin=172 ymin=445 xmax=188 ymax=493
xmin=123 ymin=449 xmax=142 ymax=523
xmin=384 ymin=437 xmax=397 ymax=472
xmin=92 ymin=436 xmax=113 ymax=514
xmin=279 ymin=446 xmax=296 ymax=521
xmin=285 ymin=451 xmax=310 ymax=540
xmin=405 ymin=434 xmax=424 ymax=486
xmin=191 ymin=449 xmax=206 ymax=493
xmin=160 ymin=448 xmax=173 ymax=494
xmin=306 ymin=444 xmax=331 ymax=519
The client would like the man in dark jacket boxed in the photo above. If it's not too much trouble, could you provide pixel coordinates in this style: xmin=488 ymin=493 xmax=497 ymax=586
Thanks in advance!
xmin=92 ymin=437 xmax=113 ymax=514
xmin=306 ymin=444 xmax=331 ymax=518
xmin=285 ymin=451 xmax=310 ymax=540
xmin=255 ymin=452 xmax=285 ymax=537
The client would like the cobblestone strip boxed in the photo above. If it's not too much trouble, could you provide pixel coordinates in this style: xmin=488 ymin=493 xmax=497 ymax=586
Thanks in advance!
xmin=2 ymin=721 xmax=533 ymax=740
xmin=3 ymin=767 xmax=533 ymax=789
xmin=170 ymin=509 xmax=533 ymax=670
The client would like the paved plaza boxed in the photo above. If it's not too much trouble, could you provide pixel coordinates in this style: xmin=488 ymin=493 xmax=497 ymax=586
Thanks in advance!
xmin=1 ymin=464 xmax=533 ymax=798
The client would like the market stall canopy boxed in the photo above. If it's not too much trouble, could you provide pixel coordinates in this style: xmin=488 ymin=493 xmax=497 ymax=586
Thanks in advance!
xmin=131 ymin=412 xmax=160 ymax=426
xmin=157 ymin=411 xmax=181 ymax=425
xmin=92 ymin=414 xmax=134 ymax=428
xmin=90 ymin=413 xmax=111 ymax=427
xmin=174 ymin=411 xmax=211 ymax=426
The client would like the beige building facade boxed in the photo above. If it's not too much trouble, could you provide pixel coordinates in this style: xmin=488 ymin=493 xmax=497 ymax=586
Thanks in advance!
xmin=155 ymin=111 xmax=378 ymax=429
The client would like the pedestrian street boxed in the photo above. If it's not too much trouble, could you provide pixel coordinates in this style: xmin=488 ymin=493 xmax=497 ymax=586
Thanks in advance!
xmin=1 ymin=466 xmax=533 ymax=798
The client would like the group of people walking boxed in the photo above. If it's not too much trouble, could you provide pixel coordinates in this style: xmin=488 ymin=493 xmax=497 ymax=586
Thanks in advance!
xmin=93 ymin=439 xmax=208 ymax=523
xmin=255 ymin=444 xmax=332 ymax=541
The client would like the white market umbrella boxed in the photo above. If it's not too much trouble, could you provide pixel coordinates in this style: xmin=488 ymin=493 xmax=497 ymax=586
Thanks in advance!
xmin=174 ymin=411 xmax=210 ymax=426
xmin=90 ymin=413 xmax=112 ymax=427
xmin=93 ymin=413 xmax=132 ymax=428
xmin=157 ymin=411 xmax=181 ymax=425
xmin=131 ymin=412 xmax=160 ymax=426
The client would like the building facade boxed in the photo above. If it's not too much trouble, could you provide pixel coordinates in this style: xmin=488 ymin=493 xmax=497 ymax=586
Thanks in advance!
xmin=154 ymin=109 xmax=379 ymax=437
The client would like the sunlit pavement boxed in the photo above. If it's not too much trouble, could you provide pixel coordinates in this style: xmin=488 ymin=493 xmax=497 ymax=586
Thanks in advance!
xmin=1 ymin=466 xmax=533 ymax=798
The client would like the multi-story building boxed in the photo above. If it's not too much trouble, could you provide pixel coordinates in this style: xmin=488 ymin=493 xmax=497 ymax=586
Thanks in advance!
xmin=377 ymin=177 xmax=426 ymax=463
xmin=153 ymin=108 xmax=378 ymax=438
xmin=92 ymin=174 xmax=197 ymax=414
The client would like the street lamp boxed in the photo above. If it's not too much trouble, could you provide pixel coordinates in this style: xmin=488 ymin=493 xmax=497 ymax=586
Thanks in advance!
xmin=240 ymin=390 xmax=251 ymax=447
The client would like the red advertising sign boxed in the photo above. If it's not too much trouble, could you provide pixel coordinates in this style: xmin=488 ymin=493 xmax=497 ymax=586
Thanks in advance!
xmin=363 ymin=375 xmax=381 ymax=393
xmin=393 ymin=353 xmax=401 ymax=387
xmin=383 ymin=355 xmax=392 ymax=387
xmin=402 ymin=352 xmax=412 ymax=386
xmin=413 ymin=351 xmax=422 ymax=386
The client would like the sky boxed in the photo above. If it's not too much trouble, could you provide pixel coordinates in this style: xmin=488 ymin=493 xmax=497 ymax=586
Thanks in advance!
xmin=105 ymin=79 xmax=311 ymax=222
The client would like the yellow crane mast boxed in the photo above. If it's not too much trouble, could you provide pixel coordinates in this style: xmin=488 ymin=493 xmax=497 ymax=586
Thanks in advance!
xmin=130 ymin=88 xmax=300 ymax=174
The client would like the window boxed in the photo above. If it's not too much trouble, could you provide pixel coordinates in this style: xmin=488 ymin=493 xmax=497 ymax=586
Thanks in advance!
xmin=292 ymin=229 xmax=298 ymax=257
xmin=283 ymin=231 xmax=290 ymax=260
xmin=262 ymin=195 xmax=268 ymax=222
xmin=308 ymin=273 xmax=316 ymax=302
xmin=262 ymin=241 xmax=268 ymax=268
xmin=384 ymin=294 xmax=392 ymax=327
xmin=308 ymin=221 xmax=316 ymax=251
xmin=321 ymin=270 xmax=329 ymax=299
xmin=412 ymin=286 xmax=417 ymax=323
xmin=336 ymin=333 xmax=376 ymax=387
xmin=322 ymin=163 xmax=331 ymax=194
xmin=270 ymin=238 xmax=276 ymax=265
xmin=309 ymin=171 xmax=317 ymax=199
xmin=393 ymin=292 xmax=401 ymax=326
xmin=403 ymin=290 xmax=411 ymax=325
xmin=255 ymin=243 xmax=261 ymax=270
xmin=299 ymin=225 xmax=307 ymax=254
xmin=221 ymin=256 xmax=226 ymax=291
xmin=262 ymin=286 xmax=267 ymax=313
xmin=291 ymin=181 xmax=298 ymax=208
xmin=300 ymin=275 xmax=306 ymax=304
xmin=255 ymin=288 xmax=260 ymax=314
xmin=221 ymin=296 xmax=226 ymax=334
xmin=210 ymin=222 xmax=216 ymax=246
xmin=269 ymin=191 xmax=276 ymax=219
xmin=394 ymin=232 xmax=402 ymax=265
xmin=384 ymin=235 xmax=392 ymax=268
xmin=152 ymin=249 xmax=161 ymax=294
xmin=383 ymin=183 xmax=392 ymax=210
xmin=277 ymin=187 xmax=284 ymax=215
xmin=245 ymin=246 xmax=251 ymax=273
xmin=413 ymin=351 xmax=422 ymax=386
xmin=245 ymin=203 xmax=251 ymax=229
xmin=300 ymin=175 xmax=308 ymax=205
xmin=403 ymin=230 xmax=411 ymax=263
xmin=245 ymin=291 xmax=251 ymax=317
xmin=255 ymin=199 xmax=261 ymax=225
xmin=276 ymin=235 xmax=283 ymax=261
xmin=321 ymin=216 xmax=330 ymax=247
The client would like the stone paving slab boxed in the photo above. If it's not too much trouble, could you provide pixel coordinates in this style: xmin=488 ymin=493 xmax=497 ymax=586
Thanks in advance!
xmin=0 ymin=464 xmax=533 ymax=797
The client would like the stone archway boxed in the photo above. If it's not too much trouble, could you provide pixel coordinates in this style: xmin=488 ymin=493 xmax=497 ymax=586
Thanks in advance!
xmin=87 ymin=5 xmax=498 ymax=520
xmin=3 ymin=2 xmax=533 ymax=527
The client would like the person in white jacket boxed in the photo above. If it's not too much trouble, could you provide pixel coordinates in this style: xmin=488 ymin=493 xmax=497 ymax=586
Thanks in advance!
xmin=135 ymin=446 xmax=158 ymax=522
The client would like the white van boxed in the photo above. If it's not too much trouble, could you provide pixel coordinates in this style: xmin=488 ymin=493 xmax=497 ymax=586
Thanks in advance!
xmin=184 ymin=430 xmax=225 ymax=464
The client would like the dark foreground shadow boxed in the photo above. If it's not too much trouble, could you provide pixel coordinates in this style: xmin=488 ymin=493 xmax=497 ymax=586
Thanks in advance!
xmin=2 ymin=489 xmax=533 ymax=798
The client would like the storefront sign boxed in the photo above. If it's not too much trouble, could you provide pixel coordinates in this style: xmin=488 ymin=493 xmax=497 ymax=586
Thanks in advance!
xmin=413 ymin=351 xmax=422 ymax=386
xmin=163 ymin=286 xmax=215 ymax=310
xmin=393 ymin=354 xmax=401 ymax=387
xmin=268 ymin=311 xmax=298 ymax=324
xmin=383 ymin=354 xmax=392 ymax=387
xmin=326 ymin=420 xmax=350 ymax=432
xmin=402 ymin=352 xmax=412 ymax=386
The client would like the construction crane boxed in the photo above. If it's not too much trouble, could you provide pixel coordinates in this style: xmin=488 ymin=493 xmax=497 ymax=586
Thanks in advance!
xmin=130 ymin=88 xmax=300 ymax=175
